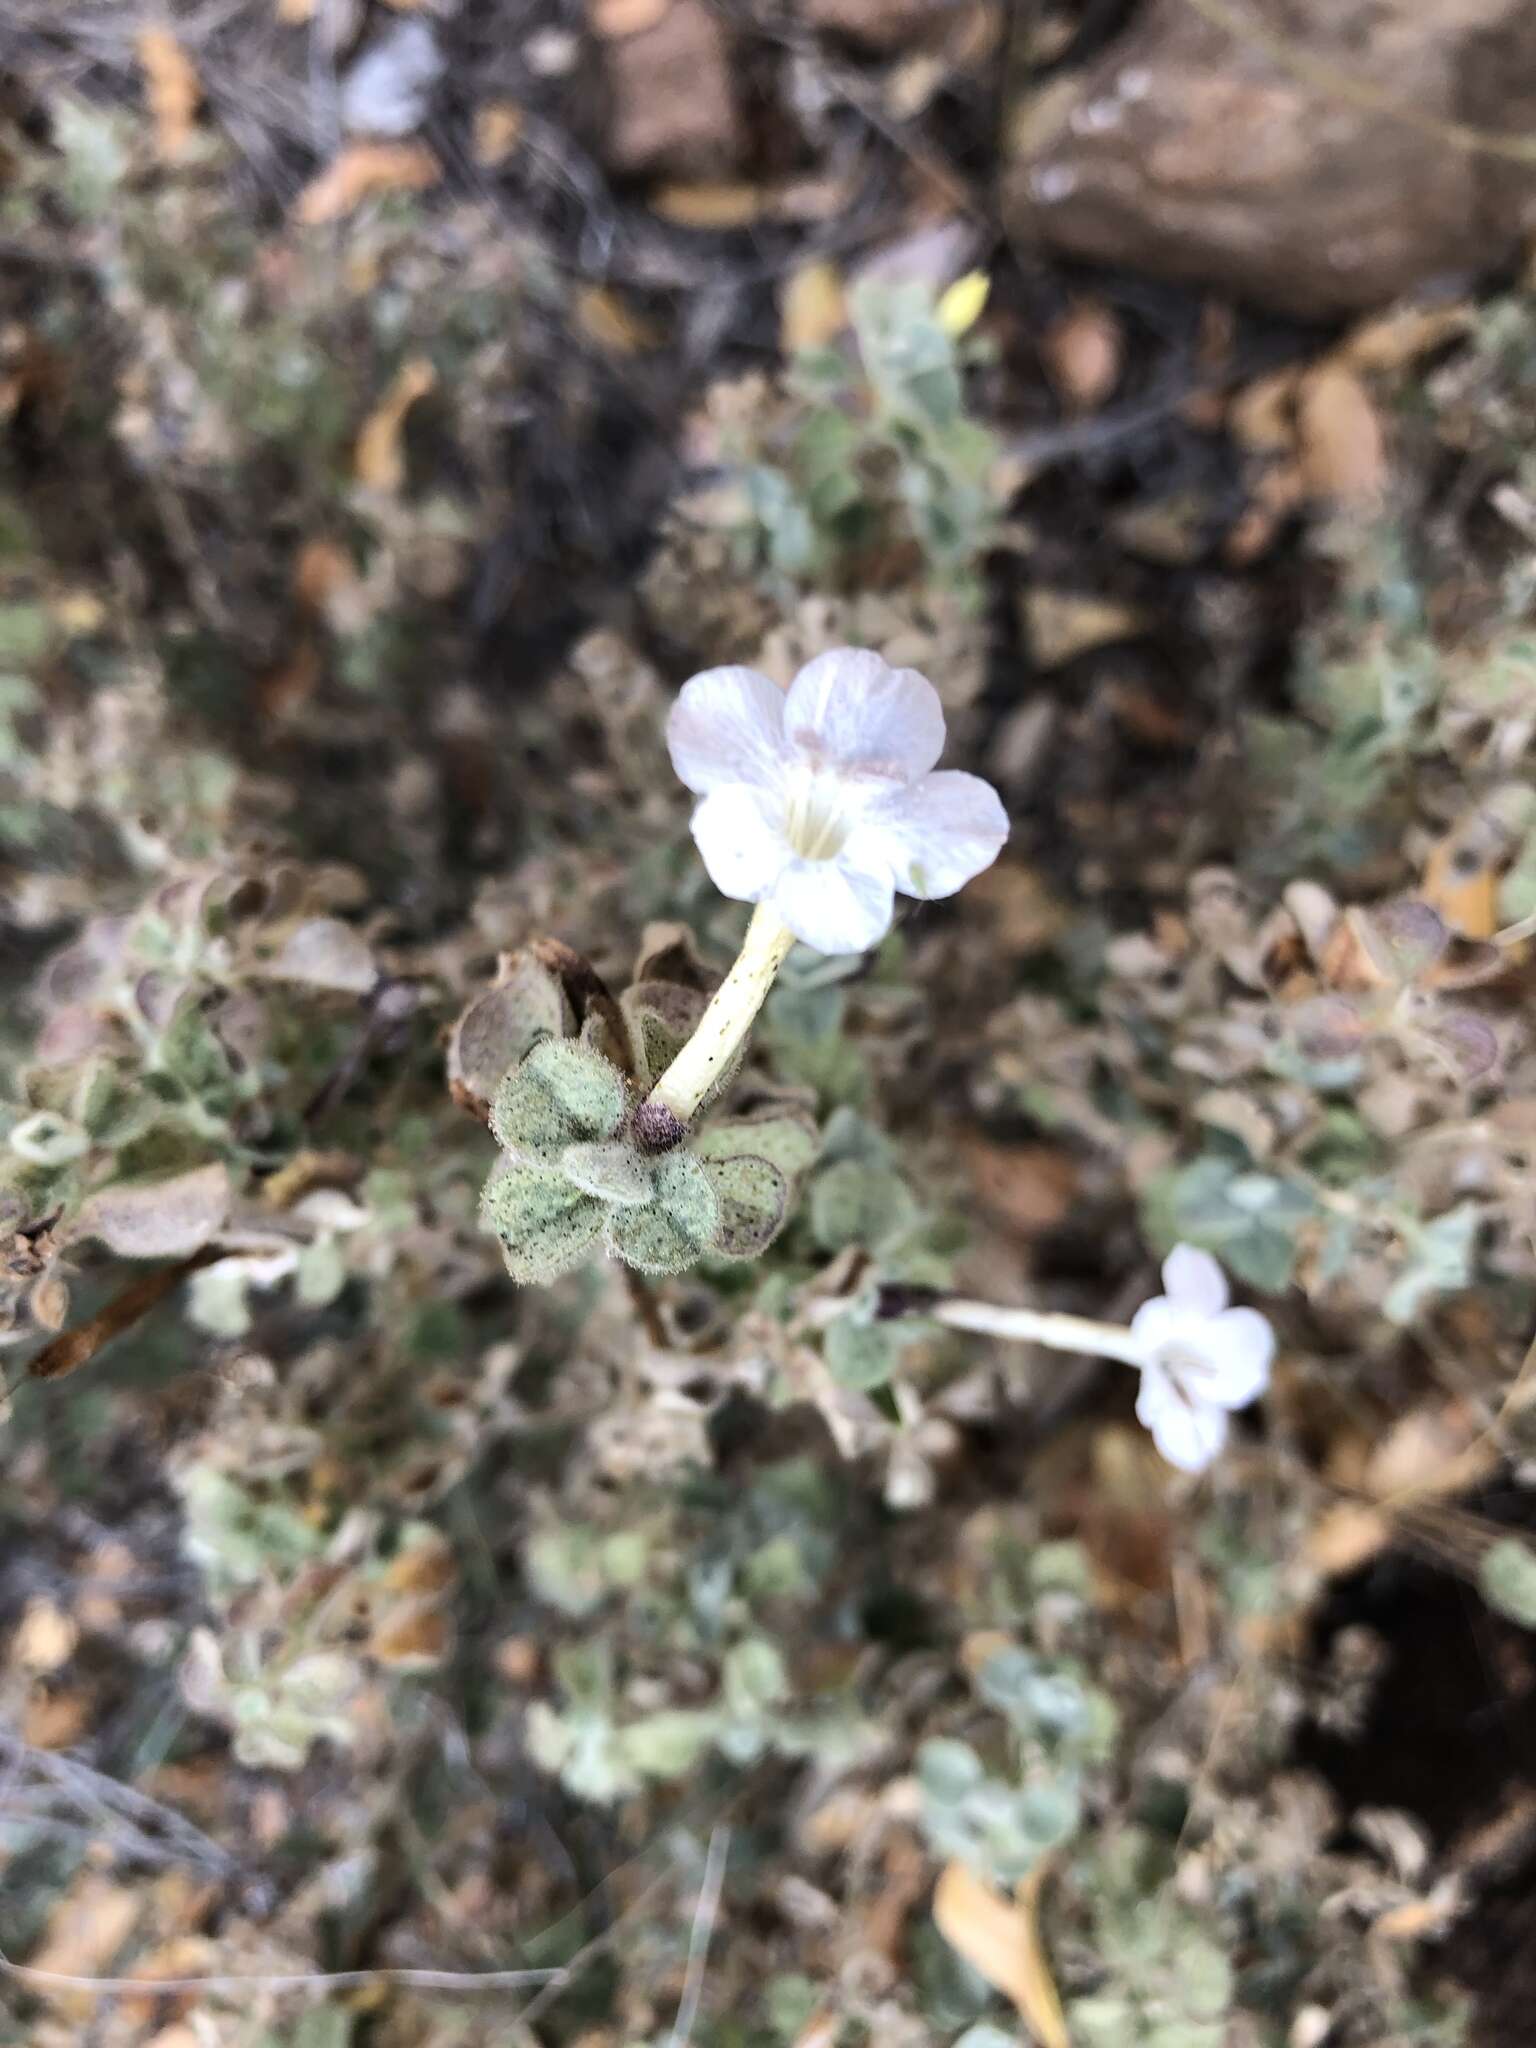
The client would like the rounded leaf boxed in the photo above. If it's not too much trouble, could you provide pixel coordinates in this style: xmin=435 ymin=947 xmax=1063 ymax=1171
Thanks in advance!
xmin=78 ymin=1162 xmax=231 ymax=1259
xmin=561 ymin=1138 xmax=653 ymax=1207
xmin=481 ymin=1159 xmax=604 ymax=1284
xmin=491 ymin=1038 xmax=628 ymax=1163
xmin=606 ymin=1152 xmax=720 ymax=1275
xmin=701 ymin=1151 xmax=790 ymax=1259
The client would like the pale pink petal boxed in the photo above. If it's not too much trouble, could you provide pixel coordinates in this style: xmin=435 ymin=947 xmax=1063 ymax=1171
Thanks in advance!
xmin=689 ymin=785 xmax=791 ymax=903
xmin=668 ymin=667 xmax=789 ymax=795
xmin=1161 ymin=1243 xmax=1229 ymax=1316
xmin=1136 ymin=1365 xmax=1228 ymax=1473
xmin=841 ymin=770 xmax=1008 ymax=900
xmin=770 ymin=855 xmax=893 ymax=955
xmin=783 ymin=649 xmax=945 ymax=784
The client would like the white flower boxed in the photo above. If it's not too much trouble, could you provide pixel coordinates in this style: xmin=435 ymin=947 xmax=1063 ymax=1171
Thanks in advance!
xmin=1127 ymin=1245 xmax=1275 ymax=1473
xmin=667 ymin=647 xmax=1009 ymax=955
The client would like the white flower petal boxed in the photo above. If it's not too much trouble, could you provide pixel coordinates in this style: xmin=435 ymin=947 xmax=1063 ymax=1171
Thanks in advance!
xmin=689 ymin=785 xmax=791 ymax=902
xmin=770 ymin=855 xmax=894 ymax=955
xmin=1136 ymin=1366 xmax=1229 ymax=1473
xmin=1161 ymin=1243 xmax=1229 ymax=1316
xmin=668 ymin=666 xmax=788 ymax=795
xmin=842 ymin=770 xmax=1009 ymax=900
xmin=1203 ymin=1307 xmax=1275 ymax=1408
xmin=783 ymin=648 xmax=945 ymax=783
xmin=1127 ymin=1296 xmax=1190 ymax=1358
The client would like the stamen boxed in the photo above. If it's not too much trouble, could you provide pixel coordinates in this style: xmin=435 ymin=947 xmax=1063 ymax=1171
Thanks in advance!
xmin=782 ymin=769 xmax=848 ymax=862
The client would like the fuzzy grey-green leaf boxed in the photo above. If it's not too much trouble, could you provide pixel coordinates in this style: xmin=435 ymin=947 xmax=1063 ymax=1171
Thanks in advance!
xmin=606 ymin=1152 xmax=720 ymax=1275
xmin=694 ymin=1109 xmax=819 ymax=1179
xmin=481 ymin=1159 xmax=605 ymax=1283
xmin=561 ymin=1138 xmax=653 ymax=1207
xmin=490 ymin=1038 xmax=628 ymax=1164
xmin=810 ymin=1157 xmax=917 ymax=1252
xmin=701 ymin=1152 xmax=790 ymax=1259
xmin=449 ymin=956 xmax=570 ymax=1107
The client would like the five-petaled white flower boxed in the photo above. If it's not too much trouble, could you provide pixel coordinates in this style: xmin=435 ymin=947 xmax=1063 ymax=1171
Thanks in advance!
xmin=667 ymin=648 xmax=1009 ymax=956
xmin=1128 ymin=1245 xmax=1275 ymax=1473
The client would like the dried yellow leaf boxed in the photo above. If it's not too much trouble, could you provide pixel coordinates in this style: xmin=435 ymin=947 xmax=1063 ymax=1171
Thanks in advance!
xmin=575 ymin=284 xmax=660 ymax=354
xmin=1423 ymin=823 xmax=1500 ymax=939
xmin=16 ymin=1597 xmax=78 ymax=1674
xmin=652 ymin=182 xmax=764 ymax=228
xmin=474 ymin=101 xmax=526 ymax=167
xmin=30 ymin=1873 xmax=139 ymax=1987
xmin=1297 ymin=360 xmax=1387 ymax=506
xmin=295 ymin=141 xmax=440 ymax=226
xmin=1305 ymin=1502 xmax=1390 ymax=1576
xmin=137 ymin=27 xmax=201 ymax=161
xmin=781 ymin=260 xmax=847 ymax=353
xmin=932 ymin=1858 xmax=1069 ymax=2048
xmin=354 ymin=357 xmax=437 ymax=493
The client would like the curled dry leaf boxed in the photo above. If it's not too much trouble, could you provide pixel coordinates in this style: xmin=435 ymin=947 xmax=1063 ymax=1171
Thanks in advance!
xmin=575 ymin=285 xmax=661 ymax=354
xmin=1422 ymin=822 xmax=1500 ymax=940
xmin=270 ymin=916 xmax=378 ymax=992
xmin=354 ymin=357 xmax=436 ymax=493
xmin=77 ymin=1163 xmax=232 ymax=1260
xmin=651 ymin=182 xmax=764 ymax=228
xmin=932 ymin=1858 xmax=1069 ymax=2048
xmin=1297 ymin=360 xmax=1387 ymax=506
xmin=294 ymin=140 xmax=440 ymax=226
xmin=781 ymin=260 xmax=847 ymax=353
xmin=137 ymin=28 xmax=201 ymax=161
xmin=474 ymin=101 xmax=525 ymax=167
xmin=28 ymin=1873 xmax=141 ymax=1991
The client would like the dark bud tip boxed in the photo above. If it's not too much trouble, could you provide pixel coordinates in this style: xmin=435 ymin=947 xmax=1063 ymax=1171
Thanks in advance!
xmin=874 ymin=1282 xmax=944 ymax=1322
xmin=630 ymin=1100 xmax=688 ymax=1154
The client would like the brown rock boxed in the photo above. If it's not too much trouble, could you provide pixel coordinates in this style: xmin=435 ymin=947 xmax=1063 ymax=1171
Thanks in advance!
xmin=1003 ymin=0 xmax=1536 ymax=317
xmin=602 ymin=0 xmax=738 ymax=178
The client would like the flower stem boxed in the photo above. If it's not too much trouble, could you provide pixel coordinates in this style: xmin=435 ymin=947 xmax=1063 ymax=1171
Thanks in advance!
xmin=928 ymin=1297 xmax=1147 ymax=1369
xmin=642 ymin=905 xmax=796 ymax=1133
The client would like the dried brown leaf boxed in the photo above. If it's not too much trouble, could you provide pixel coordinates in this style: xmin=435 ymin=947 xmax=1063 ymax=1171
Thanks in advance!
xmin=270 ymin=915 xmax=378 ymax=992
xmin=354 ymin=356 xmax=436 ymax=493
xmin=1298 ymin=360 xmax=1387 ymax=505
xmin=474 ymin=101 xmax=525 ymax=166
xmin=652 ymin=181 xmax=763 ymax=227
xmin=78 ymin=1164 xmax=231 ymax=1260
xmin=137 ymin=28 xmax=201 ymax=161
xmin=294 ymin=141 xmax=440 ymax=225
xmin=1306 ymin=1502 xmax=1391 ymax=1576
xmin=1423 ymin=827 xmax=1500 ymax=940
xmin=781 ymin=259 xmax=847 ymax=353
xmin=29 ymin=1873 xmax=140 ymax=1987
xmin=576 ymin=284 xmax=660 ymax=354
xmin=932 ymin=1859 xmax=1069 ymax=2047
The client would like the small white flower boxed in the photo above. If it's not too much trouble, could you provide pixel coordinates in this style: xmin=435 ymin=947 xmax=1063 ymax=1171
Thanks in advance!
xmin=1127 ymin=1245 xmax=1275 ymax=1473
xmin=667 ymin=647 xmax=1009 ymax=955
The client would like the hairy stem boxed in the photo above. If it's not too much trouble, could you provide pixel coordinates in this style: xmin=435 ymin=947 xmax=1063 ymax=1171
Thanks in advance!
xmin=928 ymin=1297 xmax=1147 ymax=1368
xmin=643 ymin=905 xmax=796 ymax=1132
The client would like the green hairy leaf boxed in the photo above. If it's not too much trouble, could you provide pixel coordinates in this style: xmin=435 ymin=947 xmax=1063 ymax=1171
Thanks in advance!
xmin=490 ymin=1038 xmax=628 ymax=1164
xmin=482 ymin=1159 xmax=605 ymax=1284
